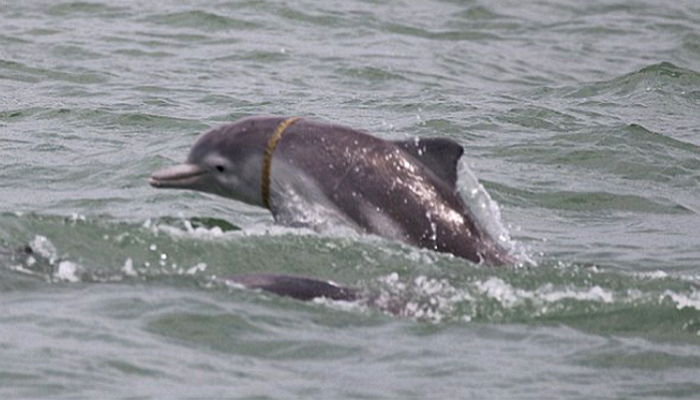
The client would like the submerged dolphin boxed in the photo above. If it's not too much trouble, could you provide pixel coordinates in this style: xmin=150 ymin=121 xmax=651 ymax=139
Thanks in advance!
xmin=226 ymin=273 xmax=358 ymax=301
xmin=150 ymin=116 xmax=511 ymax=264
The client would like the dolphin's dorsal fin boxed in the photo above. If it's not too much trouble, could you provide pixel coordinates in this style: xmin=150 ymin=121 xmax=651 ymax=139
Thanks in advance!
xmin=394 ymin=137 xmax=464 ymax=187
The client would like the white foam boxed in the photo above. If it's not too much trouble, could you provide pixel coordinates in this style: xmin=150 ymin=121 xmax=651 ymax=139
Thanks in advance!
xmin=144 ymin=218 xmax=228 ymax=240
xmin=476 ymin=277 xmax=522 ymax=306
xmin=121 ymin=257 xmax=137 ymax=277
xmin=7 ymin=263 xmax=43 ymax=278
xmin=312 ymin=297 xmax=366 ymax=313
xmin=373 ymin=273 xmax=473 ymax=322
xmin=241 ymin=222 xmax=316 ymax=237
xmin=183 ymin=219 xmax=224 ymax=236
xmin=54 ymin=260 xmax=81 ymax=283
xmin=636 ymin=270 xmax=669 ymax=279
xmin=378 ymin=272 xmax=406 ymax=291
xmin=158 ymin=223 xmax=225 ymax=238
xmin=69 ymin=213 xmax=86 ymax=222
xmin=538 ymin=284 xmax=614 ymax=303
xmin=186 ymin=262 xmax=207 ymax=275
xmin=662 ymin=290 xmax=700 ymax=311
xmin=474 ymin=277 xmax=615 ymax=306
xmin=222 ymin=279 xmax=248 ymax=291
xmin=30 ymin=235 xmax=58 ymax=264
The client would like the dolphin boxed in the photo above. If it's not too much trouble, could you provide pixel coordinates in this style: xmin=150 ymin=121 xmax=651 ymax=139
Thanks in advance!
xmin=150 ymin=116 xmax=512 ymax=264
xmin=1 ymin=242 xmax=358 ymax=302
xmin=225 ymin=273 xmax=358 ymax=301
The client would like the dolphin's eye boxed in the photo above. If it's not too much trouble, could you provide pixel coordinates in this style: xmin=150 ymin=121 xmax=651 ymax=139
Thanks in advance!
xmin=215 ymin=165 xmax=225 ymax=172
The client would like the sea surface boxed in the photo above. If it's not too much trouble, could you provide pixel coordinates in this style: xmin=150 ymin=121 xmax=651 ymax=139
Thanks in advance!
xmin=1 ymin=0 xmax=700 ymax=398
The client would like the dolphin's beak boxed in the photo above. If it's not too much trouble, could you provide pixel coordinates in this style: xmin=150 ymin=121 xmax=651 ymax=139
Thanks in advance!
xmin=149 ymin=163 xmax=207 ymax=189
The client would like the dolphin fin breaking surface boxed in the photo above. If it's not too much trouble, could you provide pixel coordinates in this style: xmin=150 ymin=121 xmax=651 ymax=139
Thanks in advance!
xmin=393 ymin=137 xmax=464 ymax=188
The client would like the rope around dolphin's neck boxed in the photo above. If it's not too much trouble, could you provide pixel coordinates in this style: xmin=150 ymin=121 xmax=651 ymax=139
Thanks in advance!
xmin=261 ymin=116 xmax=302 ymax=209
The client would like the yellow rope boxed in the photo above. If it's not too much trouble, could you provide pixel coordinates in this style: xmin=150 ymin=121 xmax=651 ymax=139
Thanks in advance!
xmin=261 ymin=116 xmax=302 ymax=209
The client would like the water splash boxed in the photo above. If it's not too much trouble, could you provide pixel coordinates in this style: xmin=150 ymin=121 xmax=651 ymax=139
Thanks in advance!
xmin=458 ymin=161 xmax=535 ymax=266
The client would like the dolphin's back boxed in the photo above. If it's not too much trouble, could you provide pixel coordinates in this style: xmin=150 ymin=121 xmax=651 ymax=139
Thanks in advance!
xmin=274 ymin=119 xmax=510 ymax=264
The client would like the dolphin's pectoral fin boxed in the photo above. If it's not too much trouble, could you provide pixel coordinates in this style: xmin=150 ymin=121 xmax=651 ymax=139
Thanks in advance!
xmin=225 ymin=273 xmax=358 ymax=301
xmin=393 ymin=138 xmax=464 ymax=188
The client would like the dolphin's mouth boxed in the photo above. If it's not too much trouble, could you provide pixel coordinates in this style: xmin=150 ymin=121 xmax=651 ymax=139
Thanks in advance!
xmin=149 ymin=163 xmax=207 ymax=189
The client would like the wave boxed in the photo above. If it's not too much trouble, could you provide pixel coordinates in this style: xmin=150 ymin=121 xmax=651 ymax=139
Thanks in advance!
xmin=145 ymin=11 xmax=261 ymax=31
xmin=1 ymin=213 xmax=698 ymax=342
xmin=563 ymin=62 xmax=700 ymax=99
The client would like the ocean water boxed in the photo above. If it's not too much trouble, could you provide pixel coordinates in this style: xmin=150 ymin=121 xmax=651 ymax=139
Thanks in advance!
xmin=1 ymin=0 xmax=700 ymax=398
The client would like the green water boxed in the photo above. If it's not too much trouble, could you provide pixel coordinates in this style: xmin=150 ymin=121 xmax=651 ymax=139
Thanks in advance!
xmin=1 ymin=1 xmax=700 ymax=398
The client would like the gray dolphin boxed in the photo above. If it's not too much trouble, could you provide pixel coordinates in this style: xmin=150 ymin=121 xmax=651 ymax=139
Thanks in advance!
xmin=150 ymin=116 xmax=512 ymax=264
xmin=225 ymin=273 xmax=358 ymax=301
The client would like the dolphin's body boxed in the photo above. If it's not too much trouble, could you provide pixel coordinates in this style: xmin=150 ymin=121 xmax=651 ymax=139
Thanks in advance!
xmin=150 ymin=116 xmax=511 ymax=264
xmin=226 ymin=273 xmax=358 ymax=301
